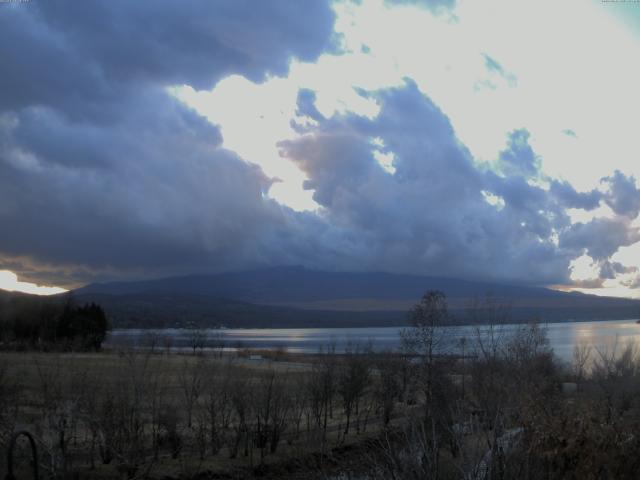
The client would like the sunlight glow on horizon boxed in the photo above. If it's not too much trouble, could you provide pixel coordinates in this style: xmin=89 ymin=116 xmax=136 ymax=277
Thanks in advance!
xmin=0 ymin=270 xmax=67 ymax=296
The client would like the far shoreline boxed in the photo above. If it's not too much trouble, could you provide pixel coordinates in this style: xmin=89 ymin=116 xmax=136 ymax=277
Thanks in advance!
xmin=107 ymin=315 xmax=640 ymax=332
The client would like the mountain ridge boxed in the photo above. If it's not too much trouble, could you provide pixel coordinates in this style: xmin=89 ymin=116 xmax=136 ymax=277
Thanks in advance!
xmin=75 ymin=266 xmax=591 ymax=302
xmin=71 ymin=266 xmax=640 ymax=328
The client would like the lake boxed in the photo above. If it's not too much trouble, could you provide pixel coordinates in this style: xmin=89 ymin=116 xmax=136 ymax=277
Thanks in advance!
xmin=105 ymin=319 xmax=640 ymax=362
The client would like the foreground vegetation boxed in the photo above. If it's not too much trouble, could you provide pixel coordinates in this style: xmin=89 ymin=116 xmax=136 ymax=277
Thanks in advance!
xmin=1 ymin=292 xmax=640 ymax=479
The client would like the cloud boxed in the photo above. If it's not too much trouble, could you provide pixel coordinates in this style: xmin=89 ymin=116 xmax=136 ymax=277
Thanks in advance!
xmin=602 ymin=170 xmax=640 ymax=219
xmin=622 ymin=275 xmax=640 ymax=290
xmin=294 ymin=89 xmax=324 ymax=122
xmin=0 ymin=91 xmax=285 ymax=277
xmin=572 ymin=278 xmax=605 ymax=289
xmin=497 ymin=129 xmax=539 ymax=178
xmin=598 ymin=260 xmax=637 ymax=280
xmin=279 ymin=80 xmax=585 ymax=285
xmin=549 ymin=180 xmax=602 ymax=211
xmin=279 ymin=81 xmax=640 ymax=288
xmin=0 ymin=0 xmax=337 ymax=286
xmin=560 ymin=217 xmax=640 ymax=262
xmin=482 ymin=53 xmax=518 ymax=88
xmin=0 ymin=1 xmax=337 ymax=114
xmin=383 ymin=0 xmax=457 ymax=15
xmin=2 ymin=1 xmax=640 ymax=292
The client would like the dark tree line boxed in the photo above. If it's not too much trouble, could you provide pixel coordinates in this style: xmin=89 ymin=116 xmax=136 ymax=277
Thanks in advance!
xmin=0 ymin=293 xmax=108 ymax=350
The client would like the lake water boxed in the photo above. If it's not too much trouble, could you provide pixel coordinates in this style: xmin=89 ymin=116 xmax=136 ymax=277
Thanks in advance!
xmin=106 ymin=319 xmax=640 ymax=362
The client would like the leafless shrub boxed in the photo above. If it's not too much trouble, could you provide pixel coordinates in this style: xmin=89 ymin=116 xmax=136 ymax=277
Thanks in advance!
xmin=572 ymin=339 xmax=592 ymax=382
xmin=187 ymin=327 xmax=208 ymax=355
xmin=307 ymin=343 xmax=337 ymax=452
xmin=33 ymin=355 xmax=87 ymax=478
xmin=178 ymin=356 xmax=206 ymax=428
xmin=373 ymin=351 xmax=403 ymax=428
xmin=252 ymin=369 xmax=291 ymax=460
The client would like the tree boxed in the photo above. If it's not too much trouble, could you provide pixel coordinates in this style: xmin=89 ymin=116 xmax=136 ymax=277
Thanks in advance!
xmin=56 ymin=300 xmax=108 ymax=350
xmin=178 ymin=357 xmax=206 ymax=428
xmin=307 ymin=343 xmax=337 ymax=453
xmin=400 ymin=290 xmax=454 ymax=480
xmin=187 ymin=327 xmax=208 ymax=355
xmin=338 ymin=342 xmax=371 ymax=435
xmin=402 ymin=290 xmax=451 ymax=410
xmin=374 ymin=352 xmax=403 ymax=427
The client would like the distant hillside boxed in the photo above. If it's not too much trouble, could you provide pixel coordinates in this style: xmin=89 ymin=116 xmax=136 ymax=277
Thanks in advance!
xmin=72 ymin=292 xmax=406 ymax=329
xmin=76 ymin=266 xmax=586 ymax=301
xmin=74 ymin=267 xmax=640 ymax=328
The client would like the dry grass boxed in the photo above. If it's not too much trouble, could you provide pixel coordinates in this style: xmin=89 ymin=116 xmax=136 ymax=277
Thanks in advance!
xmin=0 ymin=349 xmax=400 ymax=479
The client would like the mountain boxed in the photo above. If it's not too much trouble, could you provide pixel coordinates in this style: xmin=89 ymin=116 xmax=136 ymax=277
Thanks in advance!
xmin=74 ymin=267 xmax=640 ymax=328
xmin=69 ymin=292 xmax=406 ymax=329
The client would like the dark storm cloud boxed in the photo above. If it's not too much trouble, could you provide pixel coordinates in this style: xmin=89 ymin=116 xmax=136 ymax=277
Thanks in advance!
xmin=0 ymin=91 xmax=280 ymax=272
xmin=0 ymin=0 xmax=337 ymax=286
xmin=0 ymin=0 xmax=337 ymax=114
xmin=2 ymin=0 xmax=639 ymax=290
xmin=34 ymin=0 xmax=337 ymax=88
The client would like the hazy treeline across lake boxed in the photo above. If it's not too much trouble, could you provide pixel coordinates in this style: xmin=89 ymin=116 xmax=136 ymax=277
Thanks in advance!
xmin=106 ymin=319 xmax=640 ymax=361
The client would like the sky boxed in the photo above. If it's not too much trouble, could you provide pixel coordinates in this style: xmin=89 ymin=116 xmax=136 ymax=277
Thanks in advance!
xmin=2 ymin=0 xmax=640 ymax=297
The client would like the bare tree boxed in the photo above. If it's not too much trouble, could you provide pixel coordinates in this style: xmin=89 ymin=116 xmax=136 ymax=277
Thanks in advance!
xmin=307 ymin=343 xmax=337 ymax=452
xmin=141 ymin=331 xmax=161 ymax=354
xmin=163 ymin=334 xmax=173 ymax=355
xmin=572 ymin=339 xmax=592 ymax=383
xmin=33 ymin=355 xmax=88 ymax=478
xmin=337 ymin=342 xmax=371 ymax=435
xmin=468 ymin=295 xmax=510 ymax=362
xmin=89 ymin=350 xmax=163 ymax=479
xmin=398 ymin=291 xmax=458 ymax=480
xmin=228 ymin=376 xmax=250 ymax=459
xmin=187 ymin=327 xmax=208 ymax=355
xmin=373 ymin=352 xmax=402 ymax=428
xmin=178 ymin=356 xmax=207 ymax=428
xmin=252 ymin=369 xmax=291 ymax=459
xmin=402 ymin=290 xmax=451 ymax=412
xmin=199 ymin=361 xmax=232 ymax=456
xmin=0 ymin=358 xmax=20 ymax=454
xmin=210 ymin=331 xmax=226 ymax=358
xmin=287 ymin=373 xmax=308 ymax=444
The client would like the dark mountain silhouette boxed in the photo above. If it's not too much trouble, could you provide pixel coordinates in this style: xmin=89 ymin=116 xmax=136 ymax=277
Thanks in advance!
xmin=73 ymin=266 xmax=640 ymax=328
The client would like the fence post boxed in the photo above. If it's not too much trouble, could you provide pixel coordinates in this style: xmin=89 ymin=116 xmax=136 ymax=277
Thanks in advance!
xmin=5 ymin=430 xmax=39 ymax=480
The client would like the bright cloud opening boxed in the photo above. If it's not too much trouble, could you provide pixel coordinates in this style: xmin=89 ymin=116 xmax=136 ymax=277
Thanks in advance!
xmin=0 ymin=270 xmax=67 ymax=296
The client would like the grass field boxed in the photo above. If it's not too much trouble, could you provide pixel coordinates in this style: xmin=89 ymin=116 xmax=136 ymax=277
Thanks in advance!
xmin=0 ymin=348 xmax=408 ymax=480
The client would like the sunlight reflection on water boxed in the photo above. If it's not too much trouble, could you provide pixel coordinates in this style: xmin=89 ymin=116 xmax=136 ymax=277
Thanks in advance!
xmin=106 ymin=319 xmax=640 ymax=362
